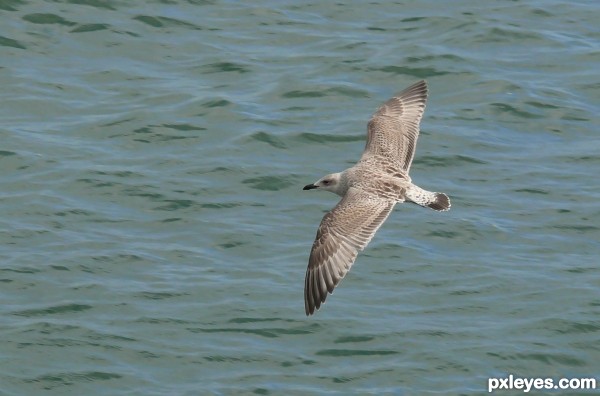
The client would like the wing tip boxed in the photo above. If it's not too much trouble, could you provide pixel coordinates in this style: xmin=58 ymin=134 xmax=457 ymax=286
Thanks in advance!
xmin=304 ymin=268 xmax=330 ymax=316
xmin=398 ymin=79 xmax=428 ymax=102
xmin=304 ymin=261 xmax=345 ymax=316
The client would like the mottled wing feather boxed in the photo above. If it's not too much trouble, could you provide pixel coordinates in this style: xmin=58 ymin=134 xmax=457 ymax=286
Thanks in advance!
xmin=362 ymin=80 xmax=428 ymax=172
xmin=304 ymin=188 xmax=396 ymax=315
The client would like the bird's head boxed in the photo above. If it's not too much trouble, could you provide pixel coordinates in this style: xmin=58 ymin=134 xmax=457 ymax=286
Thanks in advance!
xmin=303 ymin=172 xmax=345 ymax=196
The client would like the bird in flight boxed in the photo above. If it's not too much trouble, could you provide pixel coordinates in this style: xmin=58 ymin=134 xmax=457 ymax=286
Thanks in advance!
xmin=302 ymin=80 xmax=450 ymax=316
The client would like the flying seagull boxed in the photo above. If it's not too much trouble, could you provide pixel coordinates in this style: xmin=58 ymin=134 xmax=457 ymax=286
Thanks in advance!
xmin=302 ymin=80 xmax=450 ymax=316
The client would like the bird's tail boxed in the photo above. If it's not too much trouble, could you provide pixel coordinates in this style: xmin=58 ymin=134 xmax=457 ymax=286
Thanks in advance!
xmin=406 ymin=185 xmax=451 ymax=211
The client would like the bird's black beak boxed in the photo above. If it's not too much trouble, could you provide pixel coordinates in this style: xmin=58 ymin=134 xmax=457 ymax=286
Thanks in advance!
xmin=303 ymin=184 xmax=317 ymax=190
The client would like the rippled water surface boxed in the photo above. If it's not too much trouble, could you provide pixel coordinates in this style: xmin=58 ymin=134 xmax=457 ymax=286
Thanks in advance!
xmin=1 ymin=0 xmax=599 ymax=394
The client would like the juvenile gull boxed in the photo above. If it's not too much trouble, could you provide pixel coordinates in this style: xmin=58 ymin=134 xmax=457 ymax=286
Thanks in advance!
xmin=302 ymin=80 xmax=450 ymax=316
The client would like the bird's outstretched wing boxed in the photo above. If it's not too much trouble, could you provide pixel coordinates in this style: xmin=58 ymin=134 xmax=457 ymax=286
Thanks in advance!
xmin=304 ymin=187 xmax=396 ymax=315
xmin=362 ymin=80 xmax=428 ymax=173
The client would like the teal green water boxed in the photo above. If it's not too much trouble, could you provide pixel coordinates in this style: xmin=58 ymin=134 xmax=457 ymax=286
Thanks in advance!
xmin=1 ymin=1 xmax=599 ymax=394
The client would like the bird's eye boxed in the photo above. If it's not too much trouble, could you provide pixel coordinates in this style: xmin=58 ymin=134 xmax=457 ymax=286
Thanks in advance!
xmin=323 ymin=180 xmax=330 ymax=185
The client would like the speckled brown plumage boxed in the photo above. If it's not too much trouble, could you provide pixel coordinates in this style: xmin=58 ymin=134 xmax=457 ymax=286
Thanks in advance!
xmin=303 ymin=80 xmax=450 ymax=316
